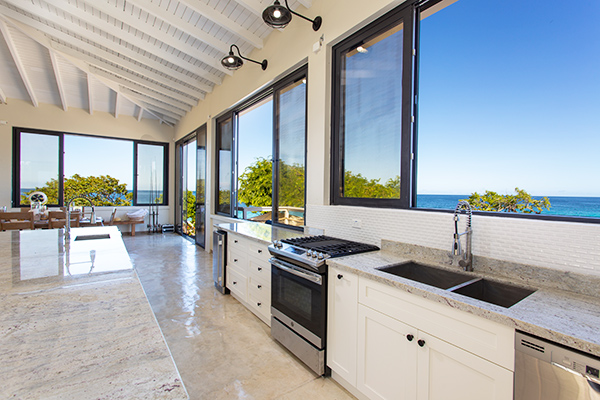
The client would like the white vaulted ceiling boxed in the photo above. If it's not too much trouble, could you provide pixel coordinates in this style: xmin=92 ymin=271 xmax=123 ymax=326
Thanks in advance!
xmin=0 ymin=0 xmax=314 ymax=126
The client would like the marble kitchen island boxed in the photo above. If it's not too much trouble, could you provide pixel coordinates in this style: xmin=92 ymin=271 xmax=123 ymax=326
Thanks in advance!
xmin=0 ymin=226 xmax=188 ymax=399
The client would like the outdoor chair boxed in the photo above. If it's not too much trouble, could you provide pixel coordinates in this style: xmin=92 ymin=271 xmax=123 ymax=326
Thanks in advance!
xmin=0 ymin=211 xmax=35 ymax=231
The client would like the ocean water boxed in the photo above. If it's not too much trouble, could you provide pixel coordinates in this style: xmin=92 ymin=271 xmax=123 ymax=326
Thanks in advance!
xmin=417 ymin=194 xmax=600 ymax=218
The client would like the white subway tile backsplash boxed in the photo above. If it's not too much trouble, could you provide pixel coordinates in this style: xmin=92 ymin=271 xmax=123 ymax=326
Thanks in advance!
xmin=307 ymin=204 xmax=600 ymax=277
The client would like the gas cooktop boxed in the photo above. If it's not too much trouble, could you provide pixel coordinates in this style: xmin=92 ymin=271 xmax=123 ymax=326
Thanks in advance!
xmin=280 ymin=235 xmax=380 ymax=258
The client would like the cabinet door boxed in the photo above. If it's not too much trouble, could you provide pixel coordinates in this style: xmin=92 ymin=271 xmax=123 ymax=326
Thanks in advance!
xmin=416 ymin=331 xmax=513 ymax=400
xmin=327 ymin=267 xmax=359 ymax=385
xmin=357 ymin=305 xmax=418 ymax=400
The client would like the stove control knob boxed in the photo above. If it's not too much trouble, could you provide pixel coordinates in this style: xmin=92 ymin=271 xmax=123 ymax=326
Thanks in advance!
xmin=317 ymin=252 xmax=324 ymax=260
xmin=306 ymin=250 xmax=313 ymax=257
xmin=312 ymin=252 xmax=318 ymax=258
xmin=274 ymin=240 xmax=282 ymax=248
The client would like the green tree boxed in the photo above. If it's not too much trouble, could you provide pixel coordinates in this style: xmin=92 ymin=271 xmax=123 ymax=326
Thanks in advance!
xmin=238 ymin=157 xmax=273 ymax=207
xmin=343 ymin=171 xmax=400 ymax=199
xmin=463 ymin=187 xmax=551 ymax=214
xmin=182 ymin=190 xmax=196 ymax=235
xmin=22 ymin=174 xmax=132 ymax=206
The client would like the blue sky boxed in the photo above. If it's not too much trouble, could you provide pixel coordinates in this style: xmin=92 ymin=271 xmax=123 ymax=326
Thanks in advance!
xmin=418 ymin=0 xmax=600 ymax=196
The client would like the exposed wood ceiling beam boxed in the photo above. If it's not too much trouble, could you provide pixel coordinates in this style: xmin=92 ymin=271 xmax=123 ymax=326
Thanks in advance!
xmin=3 ymin=17 xmax=173 ymax=125
xmin=1 ymin=14 xmax=203 ymax=110
xmin=49 ymin=50 xmax=67 ymax=111
xmin=233 ymin=0 xmax=264 ymax=17
xmin=76 ymin=0 xmax=230 ymax=75
xmin=136 ymin=107 xmax=143 ymax=122
xmin=178 ymin=0 xmax=264 ymax=49
xmin=87 ymin=73 xmax=93 ymax=115
xmin=114 ymin=91 xmax=120 ymax=118
xmin=0 ymin=18 xmax=38 ymax=107
xmin=0 ymin=86 xmax=7 ymax=104
xmin=120 ymin=87 xmax=187 ymax=118
xmin=125 ymin=0 xmax=231 ymax=54
xmin=0 ymin=0 xmax=221 ymax=87
xmin=129 ymin=96 xmax=185 ymax=120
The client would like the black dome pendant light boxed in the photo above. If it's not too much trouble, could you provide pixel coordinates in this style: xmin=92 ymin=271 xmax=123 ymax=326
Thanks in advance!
xmin=262 ymin=0 xmax=322 ymax=31
xmin=221 ymin=44 xmax=268 ymax=71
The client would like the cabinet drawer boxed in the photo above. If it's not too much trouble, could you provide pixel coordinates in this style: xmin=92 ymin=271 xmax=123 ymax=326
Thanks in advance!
xmin=227 ymin=248 xmax=248 ymax=274
xmin=248 ymin=275 xmax=270 ymax=303
xmin=247 ymin=240 xmax=270 ymax=263
xmin=228 ymin=234 xmax=249 ymax=252
xmin=248 ymin=258 xmax=271 ymax=284
xmin=248 ymin=292 xmax=271 ymax=322
xmin=226 ymin=267 xmax=247 ymax=300
xmin=359 ymin=277 xmax=514 ymax=370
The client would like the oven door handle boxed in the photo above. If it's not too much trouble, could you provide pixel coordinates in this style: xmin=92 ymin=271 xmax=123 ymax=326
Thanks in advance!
xmin=269 ymin=258 xmax=323 ymax=285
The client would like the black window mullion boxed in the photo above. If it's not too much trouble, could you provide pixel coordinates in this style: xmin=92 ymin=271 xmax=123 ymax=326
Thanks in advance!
xmin=400 ymin=5 xmax=416 ymax=209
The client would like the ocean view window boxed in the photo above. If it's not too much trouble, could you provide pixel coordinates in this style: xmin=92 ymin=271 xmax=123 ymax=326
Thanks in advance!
xmin=415 ymin=0 xmax=600 ymax=219
xmin=12 ymin=127 xmax=168 ymax=207
xmin=331 ymin=4 xmax=413 ymax=208
xmin=214 ymin=66 xmax=307 ymax=228
xmin=331 ymin=0 xmax=600 ymax=220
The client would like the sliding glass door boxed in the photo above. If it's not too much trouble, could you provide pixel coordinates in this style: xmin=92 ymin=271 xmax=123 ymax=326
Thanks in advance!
xmin=195 ymin=126 xmax=207 ymax=248
xmin=177 ymin=135 xmax=196 ymax=239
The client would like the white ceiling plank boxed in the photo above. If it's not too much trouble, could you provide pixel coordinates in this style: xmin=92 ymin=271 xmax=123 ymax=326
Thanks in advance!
xmin=297 ymin=0 xmax=313 ymax=9
xmin=0 ymin=12 xmax=205 ymax=105
xmin=126 ymin=0 xmax=231 ymax=54
xmin=76 ymin=0 xmax=232 ymax=75
xmin=3 ymin=16 xmax=171 ymax=124
xmin=0 ymin=86 xmax=7 ymax=103
xmin=122 ymin=88 xmax=185 ymax=118
xmin=87 ymin=72 xmax=93 ymax=115
xmin=49 ymin=50 xmax=67 ymax=111
xmin=233 ymin=0 xmax=264 ymax=17
xmin=114 ymin=91 xmax=119 ymax=118
xmin=178 ymin=0 xmax=264 ymax=49
xmin=0 ymin=19 xmax=38 ymax=107
xmin=89 ymin=65 xmax=199 ymax=108
xmin=0 ymin=0 xmax=221 ymax=87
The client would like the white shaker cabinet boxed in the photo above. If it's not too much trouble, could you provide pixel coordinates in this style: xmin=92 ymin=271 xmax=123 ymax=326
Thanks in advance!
xmin=327 ymin=266 xmax=359 ymax=386
xmin=327 ymin=268 xmax=514 ymax=400
xmin=226 ymin=232 xmax=272 ymax=326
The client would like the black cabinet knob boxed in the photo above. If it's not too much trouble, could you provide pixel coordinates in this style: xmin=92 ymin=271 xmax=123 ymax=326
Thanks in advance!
xmin=234 ymin=240 xmax=238 ymax=243
xmin=337 ymin=274 xmax=343 ymax=280
xmin=418 ymin=339 xmax=426 ymax=347
xmin=234 ymin=259 xmax=238 ymax=262
xmin=406 ymin=334 xmax=414 ymax=342
xmin=258 ymin=249 xmax=262 ymax=253
xmin=257 ymin=302 xmax=262 ymax=306
xmin=258 ymin=267 xmax=262 ymax=271
xmin=258 ymin=285 xmax=262 ymax=289
xmin=233 ymin=281 xmax=237 ymax=285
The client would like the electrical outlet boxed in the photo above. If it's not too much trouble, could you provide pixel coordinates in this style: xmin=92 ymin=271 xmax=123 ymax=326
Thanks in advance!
xmin=352 ymin=219 xmax=361 ymax=228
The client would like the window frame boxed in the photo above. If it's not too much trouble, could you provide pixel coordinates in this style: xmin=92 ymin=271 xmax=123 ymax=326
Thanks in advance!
xmin=214 ymin=65 xmax=308 ymax=230
xmin=12 ymin=126 xmax=169 ymax=208
xmin=330 ymin=2 xmax=416 ymax=209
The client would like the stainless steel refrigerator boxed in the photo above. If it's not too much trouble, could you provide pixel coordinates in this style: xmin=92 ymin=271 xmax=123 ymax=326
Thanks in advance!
xmin=212 ymin=229 xmax=229 ymax=294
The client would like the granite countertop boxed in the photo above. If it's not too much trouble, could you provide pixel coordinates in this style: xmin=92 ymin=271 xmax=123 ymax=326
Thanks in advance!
xmin=328 ymin=247 xmax=600 ymax=358
xmin=216 ymin=221 xmax=305 ymax=244
xmin=0 ymin=226 xmax=188 ymax=399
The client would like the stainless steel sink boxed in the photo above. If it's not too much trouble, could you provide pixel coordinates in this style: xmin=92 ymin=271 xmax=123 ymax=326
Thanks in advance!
xmin=377 ymin=261 xmax=474 ymax=290
xmin=74 ymin=234 xmax=111 ymax=241
xmin=377 ymin=261 xmax=536 ymax=308
xmin=452 ymin=278 xmax=536 ymax=308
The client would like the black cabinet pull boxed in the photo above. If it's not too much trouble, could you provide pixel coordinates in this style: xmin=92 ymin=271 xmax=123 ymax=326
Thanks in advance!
xmin=234 ymin=259 xmax=238 ymax=262
xmin=234 ymin=240 xmax=238 ymax=243
xmin=257 ymin=302 xmax=262 ymax=306
xmin=406 ymin=334 xmax=414 ymax=342
xmin=258 ymin=285 xmax=262 ymax=289
xmin=233 ymin=281 xmax=237 ymax=285
xmin=258 ymin=267 xmax=262 ymax=271
xmin=337 ymin=274 xmax=343 ymax=280
xmin=258 ymin=249 xmax=262 ymax=253
xmin=418 ymin=339 xmax=426 ymax=347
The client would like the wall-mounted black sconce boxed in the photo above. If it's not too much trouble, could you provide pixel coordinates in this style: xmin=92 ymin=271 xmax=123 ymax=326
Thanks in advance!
xmin=262 ymin=0 xmax=322 ymax=31
xmin=221 ymin=44 xmax=268 ymax=71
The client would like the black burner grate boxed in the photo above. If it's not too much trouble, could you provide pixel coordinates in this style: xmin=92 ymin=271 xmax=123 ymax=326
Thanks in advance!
xmin=281 ymin=235 xmax=379 ymax=258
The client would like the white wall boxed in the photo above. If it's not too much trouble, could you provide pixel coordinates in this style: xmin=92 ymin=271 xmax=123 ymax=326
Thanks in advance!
xmin=0 ymin=99 xmax=175 ymax=233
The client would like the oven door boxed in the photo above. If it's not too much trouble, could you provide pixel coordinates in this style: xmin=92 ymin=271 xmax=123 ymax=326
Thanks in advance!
xmin=270 ymin=257 xmax=327 ymax=349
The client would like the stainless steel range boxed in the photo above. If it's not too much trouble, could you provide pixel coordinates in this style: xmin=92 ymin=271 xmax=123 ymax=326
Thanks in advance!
xmin=269 ymin=235 xmax=379 ymax=375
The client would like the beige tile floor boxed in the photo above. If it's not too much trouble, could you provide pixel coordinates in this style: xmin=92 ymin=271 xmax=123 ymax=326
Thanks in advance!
xmin=123 ymin=233 xmax=356 ymax=400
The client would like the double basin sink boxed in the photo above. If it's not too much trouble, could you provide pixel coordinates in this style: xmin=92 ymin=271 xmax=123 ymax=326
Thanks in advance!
xmin=377 ymin=261 xmax=536 ymax=308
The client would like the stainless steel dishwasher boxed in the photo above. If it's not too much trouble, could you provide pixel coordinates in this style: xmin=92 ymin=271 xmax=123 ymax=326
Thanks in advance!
xmin=515 ymin=331 xmax=600 ymax=400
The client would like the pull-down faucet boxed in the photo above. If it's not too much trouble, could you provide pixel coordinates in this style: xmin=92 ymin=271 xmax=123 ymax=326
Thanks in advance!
xmin=452 ymin=200 xmax=473 ymax=271
xmin=65 ymin=196 xmax=95 ymax=240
